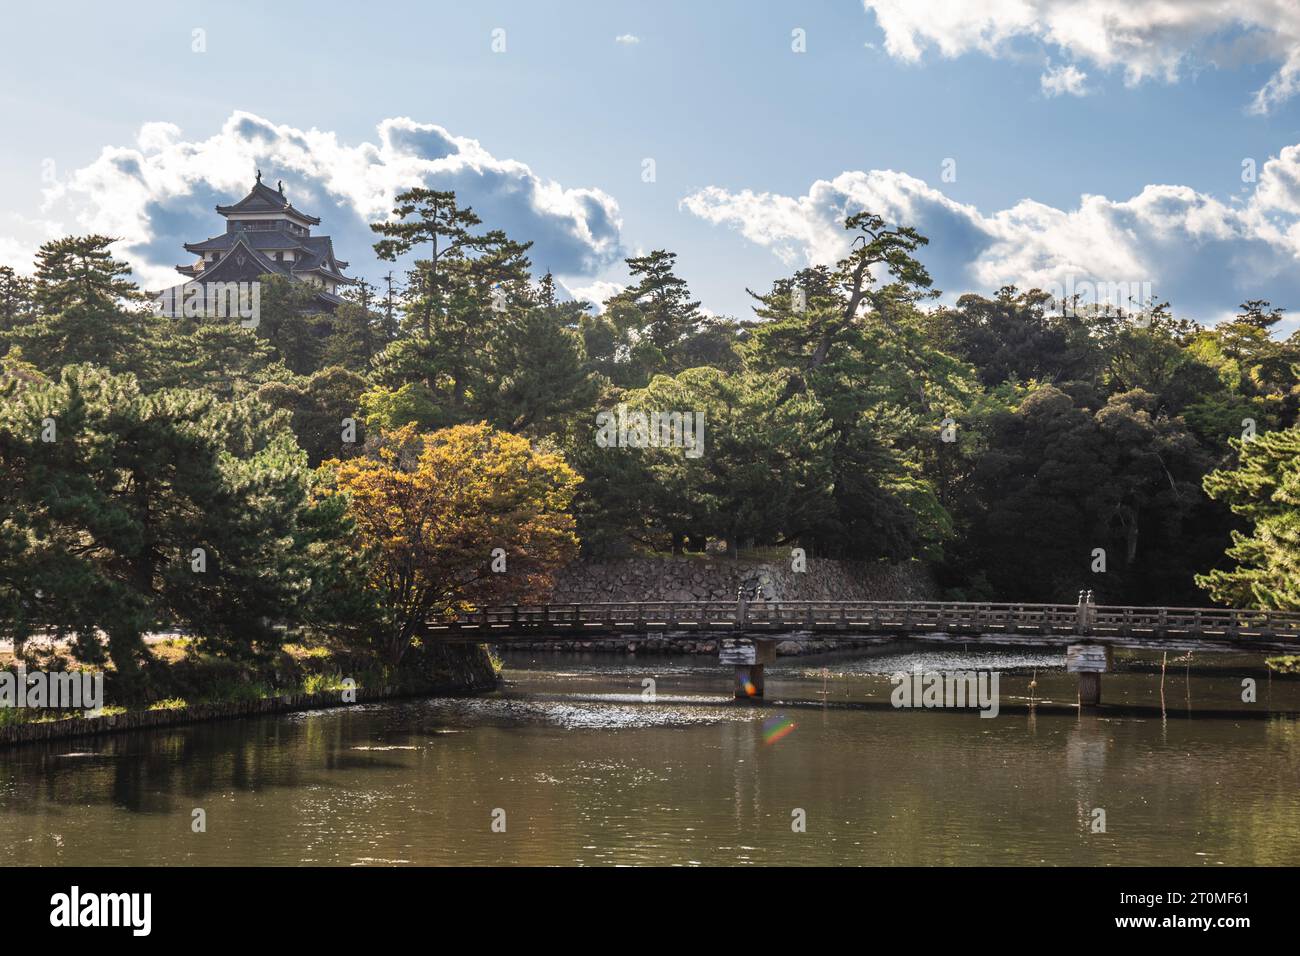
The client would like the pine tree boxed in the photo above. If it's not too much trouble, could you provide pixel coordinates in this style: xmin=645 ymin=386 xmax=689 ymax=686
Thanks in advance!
xmin=257 ymin=367 xmax=368 ymax=466
xmin=1234 ymin=299 xmax=1285 ymax=330
xmin=604 ymin=250 xmax=706 ymax=370
xmin=370 ymin=188 xmax=532 ymax=338
xmin=323 ymin=278 xmax=394 ymax=373
xmin=0 ymin=366 xmax=339 ymax=690
xmin=147 ymin=321 xmax=285 ymax=396
xmin=0 ymin=266 xmax=35 ymax=332
xmin=482 ymin=300 xmax=597 ymax=435
xmin=1197 ymin=426 xmax=1300 ymax=609
xmin=370 ymin=189 xmax=532 ymax=408
xmin=255 ymin=273 xmax=326 ymax=375
xmin=8 ymin=236 xmax=147 ymax=373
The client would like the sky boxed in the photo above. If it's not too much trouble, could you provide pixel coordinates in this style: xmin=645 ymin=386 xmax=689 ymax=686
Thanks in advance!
xmin=4 ymin=0 xmax=1300 ymax=332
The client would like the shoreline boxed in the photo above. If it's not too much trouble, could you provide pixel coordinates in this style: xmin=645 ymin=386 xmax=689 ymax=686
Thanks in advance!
xmin=0 ymin=674 xmax=499 ymax=750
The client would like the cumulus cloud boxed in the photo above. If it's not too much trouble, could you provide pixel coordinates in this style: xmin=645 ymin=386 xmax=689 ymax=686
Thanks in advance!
xmin=1040 ymin=63 xmax=1089 ymax=97
xmin=17 ymin=111 xmax=623 ymax=290
xmin=863 ymin=0 xmax=1300 ymax=113
xmin=681 ymin=150 xmax=1300 ymax=328
xmin=0 ymin=211 xmax=63 ymax=275
xmin=614 ymin=34 xmax=640 ymax=45
xmin=560 ymin=278 xmax=626 ymax=311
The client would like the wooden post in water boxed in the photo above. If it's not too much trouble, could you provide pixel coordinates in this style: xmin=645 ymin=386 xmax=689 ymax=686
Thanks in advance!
xmin=1067 ymin=643 xmax=1111 ymax=708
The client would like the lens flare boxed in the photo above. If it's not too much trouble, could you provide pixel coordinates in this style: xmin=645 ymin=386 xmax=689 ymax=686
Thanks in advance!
xmin=763 ymin=714 xmax=796 ymax=745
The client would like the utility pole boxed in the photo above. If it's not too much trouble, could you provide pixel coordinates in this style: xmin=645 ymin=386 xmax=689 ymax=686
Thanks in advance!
xmin=383 ymin=271 xmax=396 ymax=341
xmin=355 ymin=278 xmax=375 ymax=363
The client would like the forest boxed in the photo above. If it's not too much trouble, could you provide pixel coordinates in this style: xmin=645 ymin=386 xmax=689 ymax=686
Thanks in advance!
xmin=2 ymin=189 xmax=1298 ymax=696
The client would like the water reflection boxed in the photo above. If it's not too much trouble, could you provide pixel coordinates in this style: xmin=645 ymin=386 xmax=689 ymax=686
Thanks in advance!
xmin=0 ymin=646 xmax=1297 ymax=866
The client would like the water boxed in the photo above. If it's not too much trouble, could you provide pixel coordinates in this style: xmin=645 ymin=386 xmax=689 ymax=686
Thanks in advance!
xmin=2 ymin=646 xmax=1298 ymax=866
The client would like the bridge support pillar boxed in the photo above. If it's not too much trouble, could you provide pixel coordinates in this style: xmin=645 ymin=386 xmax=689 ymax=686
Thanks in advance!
xmin=1077 ymin=672 xmax=1102 ymax=707
xmin=735 ymin=664 xmax=765 ymax=699
xmin=720 ymin=638 xmax=778 ymax=700
xmin=1067 ymin=644 xmax=1111 ymax=709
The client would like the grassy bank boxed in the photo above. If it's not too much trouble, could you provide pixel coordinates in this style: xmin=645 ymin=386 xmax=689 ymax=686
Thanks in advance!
xmin=0 ymin=635 xmax=500 ymax=729
xmin=1267 ymin=655 xmax=1300 ymax=674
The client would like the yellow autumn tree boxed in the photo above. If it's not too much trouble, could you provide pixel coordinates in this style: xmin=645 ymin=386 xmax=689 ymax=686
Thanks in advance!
xmin=320 ymin=422 xmax=580 ymax=666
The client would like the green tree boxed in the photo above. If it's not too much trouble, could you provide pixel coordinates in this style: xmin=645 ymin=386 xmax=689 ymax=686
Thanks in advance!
xmin=147 ymin=320 xmax=287 ymax=396
xmin=357 ymin=381 xmax=446 ymax=434
xmin=255 ymin=274 xmax=327 ymax=375
xmin=753 ymin=213 xmax=933 ymax=402
xmin=1096 ymin=303 xmax=1219 ymax=412
xmin=1197 ymin=426 xmax=1300 ymax=609
xmin=257 ymin=367 xmax=368 ymax=466
xmin=601 ymin=368 xmax=835 ymax=554
xmin=1187 ymin=312 xmax=1300 ymax=429
xmin=950 ymin=385 xmax=1214 ymax=603
xmin=6 ymin=236 xmax=148 ymax=374
xmin=928 ymin=286 xmax=1096 ymax=387
xmin=480 ymin=289 xmax=598 ymax=436
xmin=370 ymin=189 xmax=533 ymax=412
xmin=0 ymin=266 xmax=35 ymax=332
xmin=323 ymin=278 xmax=395 ymax=373
xmin=748 ymin=258 xmax=972 ymax=560
xmin=371 ymin=187 xmax=532 ymax=338
xmin=1235 ymin=299 xmax=1285 ymax=330
xmin=601 ymin=250 xmax=707 ymax=380
xmin=0 ymin=366 xmax=336 ymax=691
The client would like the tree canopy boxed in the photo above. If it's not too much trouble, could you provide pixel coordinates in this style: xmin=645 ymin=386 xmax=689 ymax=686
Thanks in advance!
xmin=319 ymin=422 xmax=580 ymax=666
xmin=3 ymin=193 xmax=1299 ymax=698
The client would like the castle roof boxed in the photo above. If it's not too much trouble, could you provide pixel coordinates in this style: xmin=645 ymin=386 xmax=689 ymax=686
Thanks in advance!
xmin=183 ymin=230 xmax=350 ymax=271
xmin=177 ymin=235 xmax=347 ymax=306
xmin=216 ymin=178 xmax=321 ymax=224
xmin=174 ymin=175 xmax=354 ymax=309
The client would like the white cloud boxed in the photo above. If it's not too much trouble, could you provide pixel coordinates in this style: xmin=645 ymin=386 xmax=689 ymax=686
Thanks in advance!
xmin=0 ymin=212 xmax=64 ymax=275
xmin=681 ymin=153 xmax=1300 ymax=328
xmin=614 ymin=34 xmax=640 ymax=45
xmin=863 ymin=0 xmax=1300 ymax=113
xmin=560 ymin=278 xmax=625 ymax=311
xmin=17 ymin=111 xmax=623 ymax=290
xmin=0 ymin=235 xmax=36 ymax=273
xmin=1040 ymin=63 xmax=1089 ymax=97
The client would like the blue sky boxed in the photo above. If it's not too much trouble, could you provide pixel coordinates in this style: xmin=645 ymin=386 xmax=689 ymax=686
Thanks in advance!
xmin=4 ymin=0 xmax=1300 ymax=331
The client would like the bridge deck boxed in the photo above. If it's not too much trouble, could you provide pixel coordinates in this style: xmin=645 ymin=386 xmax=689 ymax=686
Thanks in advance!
xmin=422 ymin=600 xmax=1300 ymax=651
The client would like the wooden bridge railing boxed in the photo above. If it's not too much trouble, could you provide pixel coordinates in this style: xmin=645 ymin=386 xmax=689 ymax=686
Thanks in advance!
xmin=425 ymin=600 xmax=1300 ymax=641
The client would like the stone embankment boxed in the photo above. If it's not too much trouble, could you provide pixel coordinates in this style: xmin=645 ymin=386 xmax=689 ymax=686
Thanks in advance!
xmin=505 ymin=556 xmax=934 ymax=657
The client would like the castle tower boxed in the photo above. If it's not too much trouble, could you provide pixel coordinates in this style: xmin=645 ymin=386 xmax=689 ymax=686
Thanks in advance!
xmin=168 ymin=171 xmax=354 ymax=313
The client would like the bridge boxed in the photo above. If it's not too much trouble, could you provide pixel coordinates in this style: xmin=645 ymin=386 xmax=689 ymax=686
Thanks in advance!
xmin=424 ymin=596 xmax=1300 ymax=706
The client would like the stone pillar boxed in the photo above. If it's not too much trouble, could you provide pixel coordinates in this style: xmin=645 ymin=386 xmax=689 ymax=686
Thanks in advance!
xmin=721 ymin=638 xmax=778 ymax=700
xmin=735 ymin=664 xmax=765 ymax=699
xmin=1066 ymin=643 xmax=1111 ymax=709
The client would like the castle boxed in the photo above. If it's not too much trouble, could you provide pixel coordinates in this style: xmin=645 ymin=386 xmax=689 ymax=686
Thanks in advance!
xmin=165 ymin=171 xmax=354 ymax=314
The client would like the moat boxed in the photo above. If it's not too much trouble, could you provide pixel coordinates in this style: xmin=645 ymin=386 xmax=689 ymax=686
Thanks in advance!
xmin=2 ymin=646 xmax=1298 ymax=866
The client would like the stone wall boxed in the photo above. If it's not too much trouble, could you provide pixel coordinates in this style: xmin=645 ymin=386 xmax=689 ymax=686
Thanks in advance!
xmin=547 ymin=556 xmax=935 ymax=604
xmin=516 ymin=557 xmax=935 ymax=657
